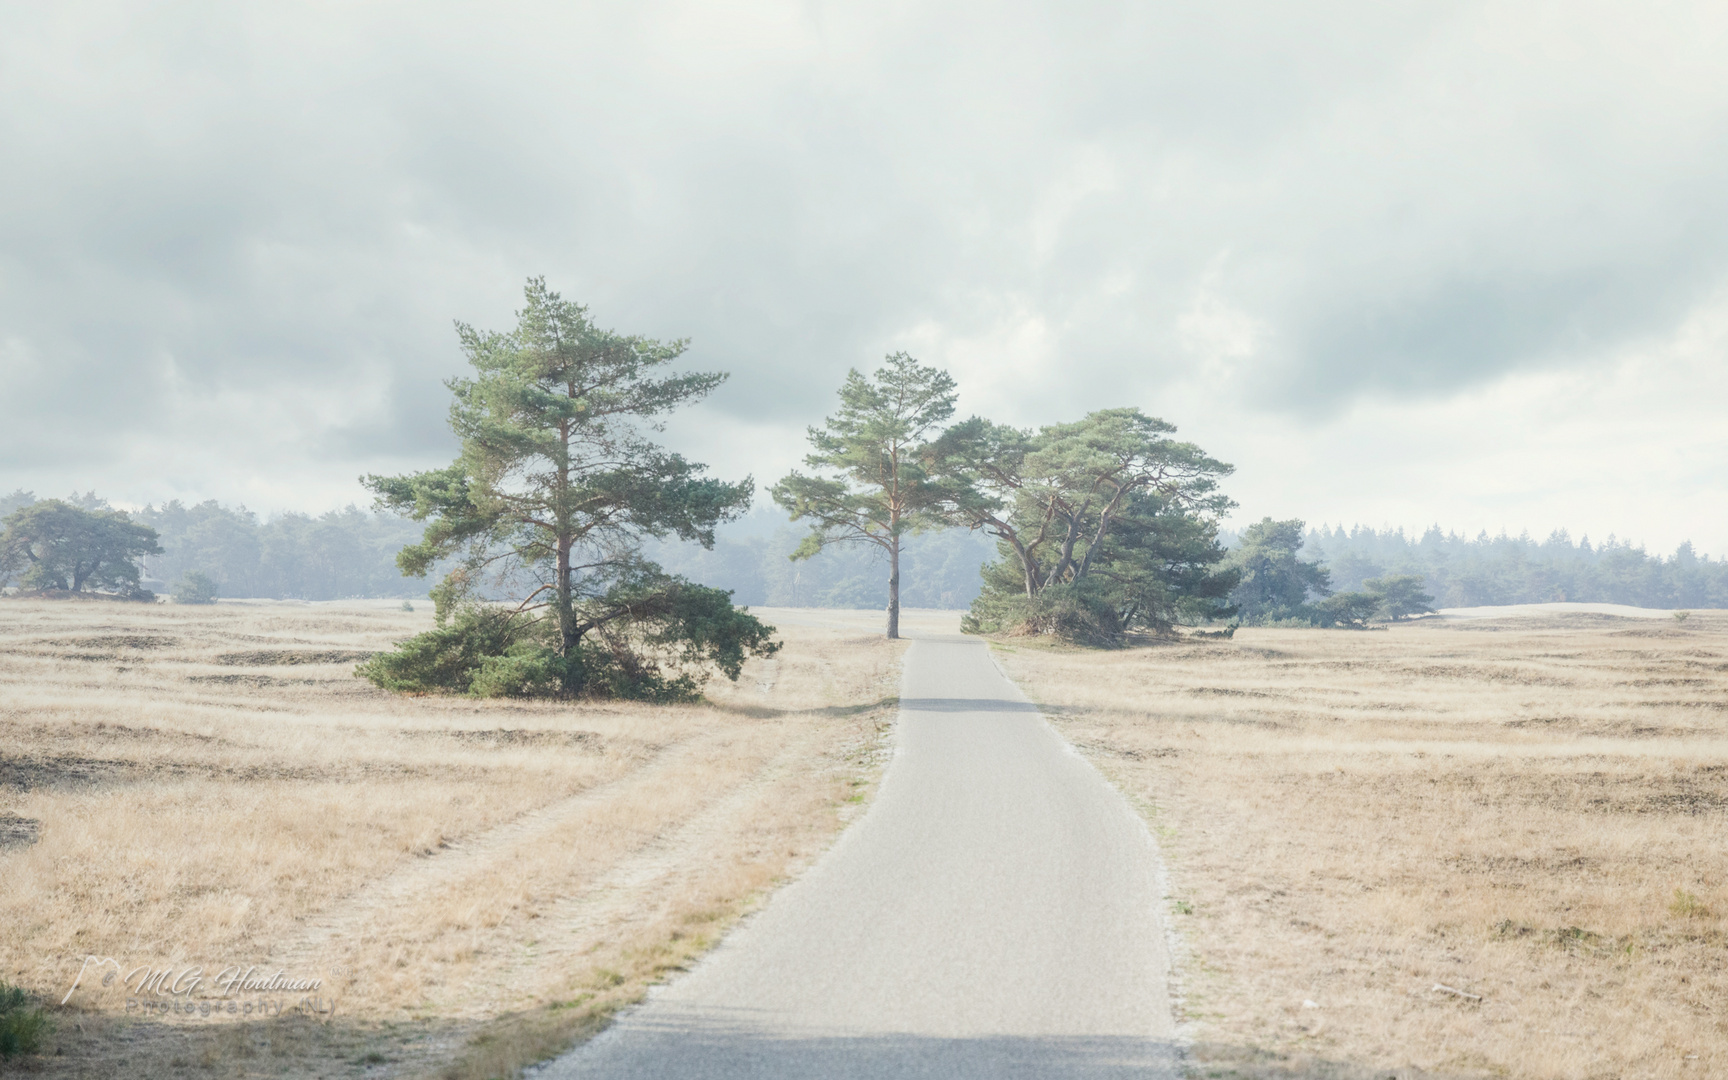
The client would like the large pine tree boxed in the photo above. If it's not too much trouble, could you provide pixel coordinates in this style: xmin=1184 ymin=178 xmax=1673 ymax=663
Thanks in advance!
xmin=362 ymin=278 xmax=777 ymax=699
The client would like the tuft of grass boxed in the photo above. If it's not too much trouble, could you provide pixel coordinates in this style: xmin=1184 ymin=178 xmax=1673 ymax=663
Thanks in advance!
xmin=1671 ymin=888 xmax=1713 ymax=918
xmin=0 ymin=980 xmax=51 ymax=1058
xmin=440 ymin=999 xmax=621 ymax=1080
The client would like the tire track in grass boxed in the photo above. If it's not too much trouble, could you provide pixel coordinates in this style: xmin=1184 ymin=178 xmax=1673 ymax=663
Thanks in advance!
xmin=271 ymin=733 xmax=711 ymax=980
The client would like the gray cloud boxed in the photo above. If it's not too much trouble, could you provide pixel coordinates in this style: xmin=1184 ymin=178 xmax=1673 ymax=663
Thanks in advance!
xmin=3 ymin=1 xmax=1726 ymax=516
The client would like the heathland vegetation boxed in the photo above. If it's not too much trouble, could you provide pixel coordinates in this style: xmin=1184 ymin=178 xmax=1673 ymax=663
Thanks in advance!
xmin=1001 ymin=610 xmax=1728 ymax=1078
xmin=0 ymin=598 xmax=900 ymax=1078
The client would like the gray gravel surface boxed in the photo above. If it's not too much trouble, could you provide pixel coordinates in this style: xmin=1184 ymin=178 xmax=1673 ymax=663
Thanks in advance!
xmin=541 ymin=634 xmax=1177 ymax=1078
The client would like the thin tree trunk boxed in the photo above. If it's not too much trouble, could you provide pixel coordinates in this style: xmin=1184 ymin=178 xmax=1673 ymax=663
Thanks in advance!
xmin=886 ymin=443 xmax=903 ymax=640
xmin=556 ymin=540 xmax=575 ymax=654
xmin=555 ymin=412 xmax=578 ymax=691
xmin=886 ymin=533 xmax=901 ymax=639
xmin=891 ymin=525 xmax=905 ymax=635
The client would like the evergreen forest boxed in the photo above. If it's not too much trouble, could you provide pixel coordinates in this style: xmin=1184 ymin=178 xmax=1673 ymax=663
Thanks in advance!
xmin=4 ymin=490 xmax=1725 ymax=612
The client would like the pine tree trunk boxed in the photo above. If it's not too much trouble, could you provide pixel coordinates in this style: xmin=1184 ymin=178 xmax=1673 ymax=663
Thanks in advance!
xmin=556 ymin=538 xmax=578 ymax=691
xmin=886 ymin=532 xmax=901 ymax=640
xmin=556 ymin=544 xmax=571 ymax=648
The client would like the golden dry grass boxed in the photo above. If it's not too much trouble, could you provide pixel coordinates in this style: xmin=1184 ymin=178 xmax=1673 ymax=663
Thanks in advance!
xmin=996 ymin=612 xmax=1728 ymax=1080
xmin=0 ymin=598 xmax=902 ymax=1078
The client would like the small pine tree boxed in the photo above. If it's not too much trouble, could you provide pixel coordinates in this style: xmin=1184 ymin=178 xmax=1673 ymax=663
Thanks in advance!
xmin=772 ymin=353 xmax=957 ymax=640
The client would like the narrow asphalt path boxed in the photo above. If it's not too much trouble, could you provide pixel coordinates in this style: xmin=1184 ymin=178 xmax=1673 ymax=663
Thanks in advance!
xmin=542 ymin=635 xmax=1177 ymax=1079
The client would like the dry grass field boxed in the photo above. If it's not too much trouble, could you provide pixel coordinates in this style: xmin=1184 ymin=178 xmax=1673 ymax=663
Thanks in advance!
xmin=0 ymin=598 xmax=903 ymax=1079
xmin=996 ymin=612 xmax=1728 ymax=1080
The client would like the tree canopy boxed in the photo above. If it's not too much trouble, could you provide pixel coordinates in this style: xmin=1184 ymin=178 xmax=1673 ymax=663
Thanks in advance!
xmin=1223 ymin=522 xmax=1446 ymax=627
xmin=1225 ymin=517 xmax=1333 ymax=623
xmin=771 ymin=352 xmax=956 ymax=639
xmin=361 ymin=277 xmax=778 ymax=699
xmin=935 ymin=408 xmax=1238 ymax=643
xmin=0 ymin=500 xmax=161 ymax=597
xmin=1365 ymin=573 xmax=1435 ymax=620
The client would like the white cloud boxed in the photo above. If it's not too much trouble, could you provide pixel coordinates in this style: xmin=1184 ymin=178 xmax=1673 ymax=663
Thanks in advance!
xmin=2 ymin=0 xmax=1726 ymax=554
xmin=1188 ymin=287 xmax=1728 ymax=556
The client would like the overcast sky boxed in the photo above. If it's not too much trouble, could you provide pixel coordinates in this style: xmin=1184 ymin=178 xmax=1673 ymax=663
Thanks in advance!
xmin=3 ymin=1 xmax=1726 ymax=554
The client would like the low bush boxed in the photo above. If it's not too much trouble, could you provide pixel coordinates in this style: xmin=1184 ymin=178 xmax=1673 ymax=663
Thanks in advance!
xmin=1320 ymin=591 xmax=1380 ymax=629
xmin=357 ymin=580 xmax=779 ymax=701
xmin=173 ymin=570 xmax=220 ymax=605
xmin=356 ymin=606 xmax=526 ymax=694
xmin=962 ymin=583 xmax=1125 ymax=647
xmin=0 ymin=980 xmax=50 ymax=1058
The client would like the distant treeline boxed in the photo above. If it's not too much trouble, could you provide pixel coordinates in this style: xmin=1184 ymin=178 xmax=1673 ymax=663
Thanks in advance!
xmin=1 ymin=490 xmax=426 ymax=601
xmin=6 ymin=488 xmax=1721 ymax=610
xmin=1293 ymin=524 xmax=1728 ymax=610
xmin=644 ymin=513 xmax=995 ymax=610
xmin=0 ymin=490 xmax=995 ymax=606
xmin=662 ymin=517 xmax=1728 ymax=613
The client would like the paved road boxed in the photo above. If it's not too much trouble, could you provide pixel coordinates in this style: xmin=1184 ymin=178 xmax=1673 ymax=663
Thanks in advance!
xmin=542 ymin=635 xmax=1177 ymax=1079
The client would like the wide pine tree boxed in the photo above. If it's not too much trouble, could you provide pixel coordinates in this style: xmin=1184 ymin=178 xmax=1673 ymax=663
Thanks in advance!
xmin=362 ymin=278 xmax=777 ymax=699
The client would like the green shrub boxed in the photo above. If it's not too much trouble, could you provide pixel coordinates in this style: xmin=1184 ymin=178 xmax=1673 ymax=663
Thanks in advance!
xmin=468 ymin=643 xmax=571 ymax=698
xmin=356 ymin=606 xmax=526 ymax=694
xmin=358 ymin=580 xmax=777 ymax=702
xmin=1363 ymin=573 xmax=1435 ymax=620
xmin=173 ymin=570 xmax=220 ymax=605
xmin=962 ymin=583 xmax=1124 ymax=647
xmin=0 ymin=980 xmax=50 ymax=1058
xmin=1320 ymin=591 xmax=1380 ymax=629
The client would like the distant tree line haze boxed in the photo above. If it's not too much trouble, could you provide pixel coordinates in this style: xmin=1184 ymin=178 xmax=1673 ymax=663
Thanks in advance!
xmin=1302 ymin=522 xmax=1728 ymax=611
xmin=643 ymin=514 xmax=994 ymax=610
xmin=1222 ymin=517 xmax=1728 ymax=625
xmin=0 ymin=486 xmax=995 ymax=609
xmin=0 ymin=489 xmax=428 ymax=601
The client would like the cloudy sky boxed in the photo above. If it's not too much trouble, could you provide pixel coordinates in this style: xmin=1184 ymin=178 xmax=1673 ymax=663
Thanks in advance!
xmin=3 ymin=1 xmax=1726 ymax=554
